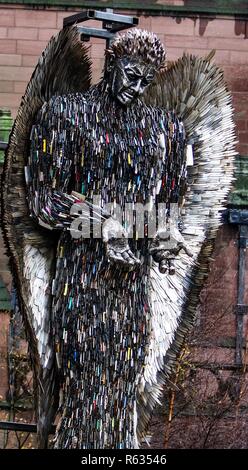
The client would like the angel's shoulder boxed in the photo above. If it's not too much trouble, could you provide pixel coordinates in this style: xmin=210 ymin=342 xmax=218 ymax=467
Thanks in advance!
xmin=41 ymin=93 xmax=87 ymax=115
xmin=33 ymin=93 xmax=88 ymax=131
xmin=145 ymin=103 xmax=185 ymax=135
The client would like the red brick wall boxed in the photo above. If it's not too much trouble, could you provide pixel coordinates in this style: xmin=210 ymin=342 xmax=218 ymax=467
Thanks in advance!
xmin=0 ymin=5 xmax=248 ymax=154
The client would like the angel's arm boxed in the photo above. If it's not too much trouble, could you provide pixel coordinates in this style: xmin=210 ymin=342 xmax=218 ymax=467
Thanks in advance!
xmin=150 ymin=112 xmax=192 ymax=273
xmin=26 ymin=95 xmax=139 ymax=266
xmin=26 ymin=94 xmax=102 ymax=231
xmin=145 ymin=54 xmax=235 ymax=250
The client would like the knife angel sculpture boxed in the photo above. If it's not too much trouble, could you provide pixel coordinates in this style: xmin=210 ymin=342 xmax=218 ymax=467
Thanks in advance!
xmin=1 ymin=26 xmax=236 ymax=448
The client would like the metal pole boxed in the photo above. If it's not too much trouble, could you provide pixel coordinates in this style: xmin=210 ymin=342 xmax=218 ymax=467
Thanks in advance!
xmin=236 ymin=225 xmax=248 ymax=365
xmin=0 ymin=420 xmax=56 ymax=434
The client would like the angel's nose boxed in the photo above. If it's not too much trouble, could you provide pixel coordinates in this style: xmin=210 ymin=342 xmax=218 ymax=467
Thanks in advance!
xmin=132 ymin=79 xmax=143 ymax=93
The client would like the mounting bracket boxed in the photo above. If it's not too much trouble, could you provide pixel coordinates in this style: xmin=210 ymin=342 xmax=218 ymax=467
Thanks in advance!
xmin=63 ymin=9 xmax=139 ymax=46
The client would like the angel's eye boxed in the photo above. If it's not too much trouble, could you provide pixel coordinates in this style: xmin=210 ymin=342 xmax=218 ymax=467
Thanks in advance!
xmin=142 ymin=77 xmax=152 ymax=87
xmin=126 ymin=72 xmax=137 ymax=80
xmin=146 ymin=72 xmax=155 ymax=83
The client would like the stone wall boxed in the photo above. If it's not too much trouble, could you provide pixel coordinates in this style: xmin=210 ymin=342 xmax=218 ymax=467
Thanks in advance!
xmin=0 ymin=4 xmax=248 ymax=154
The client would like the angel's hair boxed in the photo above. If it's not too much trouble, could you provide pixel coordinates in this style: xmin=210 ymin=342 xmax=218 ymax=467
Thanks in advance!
xmin=106 ymin=28 xmax=166 ymax=69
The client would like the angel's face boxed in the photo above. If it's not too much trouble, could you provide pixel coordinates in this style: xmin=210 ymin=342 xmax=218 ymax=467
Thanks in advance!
xmin=110 ymin=57 xmax=156 ymax=106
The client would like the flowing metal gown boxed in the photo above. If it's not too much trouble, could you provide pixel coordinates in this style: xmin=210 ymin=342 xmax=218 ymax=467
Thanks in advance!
xmin=27 ymin=85 xmax=185 ymax=448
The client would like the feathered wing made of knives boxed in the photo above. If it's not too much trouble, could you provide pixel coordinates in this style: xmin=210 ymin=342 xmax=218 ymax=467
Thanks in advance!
xmin=1 ymin=27 xmax=91 ymax=447
xmin=1 ymin=26 xmax=236 ymax=449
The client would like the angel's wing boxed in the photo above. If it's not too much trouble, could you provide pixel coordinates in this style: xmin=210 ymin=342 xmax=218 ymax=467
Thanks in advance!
xmin=136 ymin=53 xmax=236 ymax=443
xmin=1 ymin=26 xmax=91 ymax=447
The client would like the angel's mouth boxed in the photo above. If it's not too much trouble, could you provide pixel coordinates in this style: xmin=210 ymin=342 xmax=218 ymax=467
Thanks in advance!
xmin=119 ymin=90 xmax=135 ymax=102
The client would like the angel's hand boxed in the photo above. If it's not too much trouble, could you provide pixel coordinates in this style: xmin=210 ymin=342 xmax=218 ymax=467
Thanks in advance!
xmin=149 ymin=226 xmax=193 ymax=274
xmin=102 ymin=218 xmax=140 ymax=270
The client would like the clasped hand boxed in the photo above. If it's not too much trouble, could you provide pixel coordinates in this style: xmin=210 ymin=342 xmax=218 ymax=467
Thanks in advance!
xmin=102 ymin=218 xmax=140 ymax=270
xmin=102 ymin=218 xmax=192 ymax=274
xmin=149 ymin=226 xmax=193 ymax=274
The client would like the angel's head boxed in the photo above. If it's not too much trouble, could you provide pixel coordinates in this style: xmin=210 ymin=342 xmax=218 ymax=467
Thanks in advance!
xmin=105 ymin=29 xmax=166 ymax=106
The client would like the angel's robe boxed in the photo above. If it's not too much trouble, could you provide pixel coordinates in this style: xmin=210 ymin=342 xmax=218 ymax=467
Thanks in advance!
xmin=26 ymin=82 xmax=186 ymax=449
